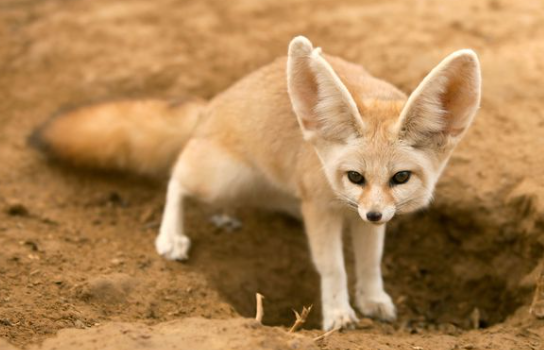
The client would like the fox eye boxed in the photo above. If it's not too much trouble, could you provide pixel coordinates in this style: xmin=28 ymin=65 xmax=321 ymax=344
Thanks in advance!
xmin=391 ymin=171 xmax=411 ymax=185
xmin=347 ymin=171 xmax=365 ymax=185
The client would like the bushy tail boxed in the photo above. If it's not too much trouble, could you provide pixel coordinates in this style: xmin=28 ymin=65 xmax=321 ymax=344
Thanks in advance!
xmin=30 ymin=97 xmax=206 ymax=178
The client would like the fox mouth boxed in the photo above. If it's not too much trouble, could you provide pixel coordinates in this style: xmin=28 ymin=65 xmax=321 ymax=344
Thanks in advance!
xmin=366 ymin=219 xmax=387 ymax=225
xmin=362 ymin=217 xmax=390 ymax=225
xmin=358 ymin=208 xmax=395 ymax=225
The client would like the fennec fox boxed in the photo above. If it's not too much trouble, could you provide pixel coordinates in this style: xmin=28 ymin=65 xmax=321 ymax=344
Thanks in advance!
xmin=32 ymin=36 xmax=481 ymax=330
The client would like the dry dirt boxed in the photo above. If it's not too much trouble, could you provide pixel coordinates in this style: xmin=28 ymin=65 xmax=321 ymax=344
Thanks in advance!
xmin=1 ymin=0 xmax=544 ymax=349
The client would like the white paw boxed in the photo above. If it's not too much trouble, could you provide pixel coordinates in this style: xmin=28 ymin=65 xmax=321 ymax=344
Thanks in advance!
xmin=356 ymin=291 xmax=396 ymax=322
xmin=322 ymin=305 xmax=359 ymax=331
xmin=155 ymin=233 xmax=191 ymax=261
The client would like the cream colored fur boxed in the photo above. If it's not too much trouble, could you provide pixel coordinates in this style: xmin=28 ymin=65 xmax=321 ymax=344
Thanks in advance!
xmin=157 ymin=37 xmax=480 ymax=330
xmin=34 ymin=36 xmax=481 ymax=331
xmin=32 ymin=98 xmax=204 ymax=178
xmin=288 ymin=37 xmax=364 ymax=142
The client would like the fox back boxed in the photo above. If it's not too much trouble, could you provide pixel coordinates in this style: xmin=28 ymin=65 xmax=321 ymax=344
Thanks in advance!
xmin=187 ymin=38 xmax=480 ymax=223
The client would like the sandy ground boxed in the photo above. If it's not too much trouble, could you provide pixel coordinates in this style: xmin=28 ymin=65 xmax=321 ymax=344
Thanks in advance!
xmin=1 ymin=0 xmax=544 ymax=349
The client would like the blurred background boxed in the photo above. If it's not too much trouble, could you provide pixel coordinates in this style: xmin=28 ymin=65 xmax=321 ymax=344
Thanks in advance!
xmin=1 ymin=0 xmax=543 ymax=348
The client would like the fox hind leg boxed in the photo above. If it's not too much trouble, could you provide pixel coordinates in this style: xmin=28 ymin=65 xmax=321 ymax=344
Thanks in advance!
xmin=156 ymin=178 xmax=190 ymax=260
xmin=156 ymin=139 xmax=256 ymax=261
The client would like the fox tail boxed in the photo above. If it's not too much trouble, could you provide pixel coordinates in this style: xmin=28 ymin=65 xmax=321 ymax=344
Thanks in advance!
xmin=29 ymin=97 xmax=205 ymax=178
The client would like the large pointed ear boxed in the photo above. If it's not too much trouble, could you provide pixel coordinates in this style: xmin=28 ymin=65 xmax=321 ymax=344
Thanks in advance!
xmin=395 ymin=50 xmax=481 ymax=152
xmin=287 ymin=36 xmax=364 ymax=143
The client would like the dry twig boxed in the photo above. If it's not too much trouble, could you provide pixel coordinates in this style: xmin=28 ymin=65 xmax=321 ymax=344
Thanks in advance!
xmin=313 ymin=327 xmax=340 ymax=342
xmin=255 ymin=293 xmax=265 ymax=323
xmin=530 ymin=270 xmax=544 ymax=319
xmin=470 ymin=308 xmax=480 ymax=329
xmin=288 ymin=305 xmax=312 ymax=333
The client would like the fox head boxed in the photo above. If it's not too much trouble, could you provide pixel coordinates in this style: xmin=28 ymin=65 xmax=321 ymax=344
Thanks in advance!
xmin=287 ymin=36 xmax=481 ymax=224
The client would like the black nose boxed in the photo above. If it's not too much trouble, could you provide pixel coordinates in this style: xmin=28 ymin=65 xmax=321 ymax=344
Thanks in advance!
xmin=366 ymin=211 xmax=382 ymax=222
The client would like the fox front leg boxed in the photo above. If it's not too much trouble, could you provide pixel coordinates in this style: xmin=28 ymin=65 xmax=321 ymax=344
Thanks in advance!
xmin=302 ymin=201 xmax=358 ymax=330
xmin=350 ymin=219 xmax=396 ymax=321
